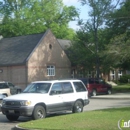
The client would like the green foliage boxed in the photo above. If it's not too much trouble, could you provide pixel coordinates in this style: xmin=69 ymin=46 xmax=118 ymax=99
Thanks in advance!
xmin=71 ymin=0 xmax=118 ymax=76
xmin=102 ymin=32 xmax=130 ymax=69
xmin=119 ymin=75 xmax=130 ymax=83
xmin=103 ymin=0 xmax=130 ymax=70
xmin=0 ymin=0 xmax=78 ymax=39
xmin=106 ymin=0 xmax=130 ymax=36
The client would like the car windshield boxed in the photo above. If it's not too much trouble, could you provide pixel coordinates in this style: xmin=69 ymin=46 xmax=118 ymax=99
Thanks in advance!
xmin=23 ymin=83 xmax=51 ymax=93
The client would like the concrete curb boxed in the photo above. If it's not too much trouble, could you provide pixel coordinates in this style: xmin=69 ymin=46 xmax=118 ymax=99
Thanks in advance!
xmin=12 ymin=125 xmax=29 ymax=130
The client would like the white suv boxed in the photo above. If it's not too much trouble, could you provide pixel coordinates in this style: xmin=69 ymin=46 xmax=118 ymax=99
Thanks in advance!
xmin=1 ymin=80 xmax=89 ymax=121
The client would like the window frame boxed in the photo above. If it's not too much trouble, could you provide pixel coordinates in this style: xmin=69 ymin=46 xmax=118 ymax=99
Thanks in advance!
xmin=47 ymin=65 xmax=55 ymax=76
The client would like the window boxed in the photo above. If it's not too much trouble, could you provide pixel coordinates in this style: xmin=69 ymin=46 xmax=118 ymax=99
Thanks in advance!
xmin=73 ymin=82 xmax=86 ymax=92
xmin=88 ymin=79 xmax=94 ymax=84
xmin=62 ymin=82 xmax=73 ymax=93
xmin=47 ymin=65 xmax=55 ymax=76
xmin=88 ymin=71 xmax=92 ymax=78
xmin=8 ymin=83 xmax=14 ymax=87
xmin=95 ymin=80 xmax=99 ymax=84
xmin=0 ymin=83 xmax=9 ymax=89
xmin=50 ymin=83 xmax=62 ymax=95
xmin=118 ymin=70 xmax=122 ymax=79
xmin=110 ymin=70 xmax=115 ymax=80
xmin=23 ymin=83 xmax=51 ymax=93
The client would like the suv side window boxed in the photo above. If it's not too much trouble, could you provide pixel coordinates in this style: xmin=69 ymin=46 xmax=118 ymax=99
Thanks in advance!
xmin=88 ymin=79 xmax=94 ymax=84
xmin=0 ymin=84 xmax=3 ymax=89
xmin=50 ymin=83 xmax=63 ymax=95
xmin=80 ymin=79 xmax=88 ymax=85
xmin=8 ymin=83 xmax=15 ymax=87
xmin=99 ymin=79 xmax=105 ymax=84
xmin=95 ymin=80 xmax=99 ymax=84
xmin=73 ymin=82 xmax=86 ymax=92
xmin=62 ymin=82 xmax=73 ymax=94
xmin=0 ymin=83 xmax=9 ymax=89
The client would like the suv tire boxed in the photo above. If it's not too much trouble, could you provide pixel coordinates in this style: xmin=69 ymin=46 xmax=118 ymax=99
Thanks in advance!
xmin=72 ymin=100 xmax=83 ymax=113
xmin=107 ymin=89 xmax=112 ymax=95
xmin=17 ymin=89 xmax=21 ymax=94
xmin=92 ymin=89 xmax=97 ymax=96
xmin=3 ymin=94 xmax=8 ymax=97
xmin=32 ymin=105 xmax=46 ymax=120
xmin=6 ymin=115 xmax=19 ymax=121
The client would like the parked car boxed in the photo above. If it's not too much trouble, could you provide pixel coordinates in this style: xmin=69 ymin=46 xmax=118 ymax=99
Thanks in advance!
xmin=0 ymin=94 xmax=6 ymax=108
xmin=0 ymin=81 xmax=22 ymax=97
xmin=79 ymin=78 xmax=112 ymax=96
xmin=1 ymin=79 xmax=89 ymax=121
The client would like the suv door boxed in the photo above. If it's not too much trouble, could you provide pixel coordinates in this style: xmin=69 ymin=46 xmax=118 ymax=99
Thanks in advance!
xmin=7 ymin=83 xmax=17 ymax=95
xmin=48 ymin=83 xmax=65 ymax=112
xmin=99 ymin=80 xmax=108 ymax=92
xmin=60 ymin=82 xmax=75 ymax=110
xmin=95 ymin=79 xmax=107 ymax=93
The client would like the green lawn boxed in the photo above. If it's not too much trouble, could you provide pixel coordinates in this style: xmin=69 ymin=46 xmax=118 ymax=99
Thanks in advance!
xmin=18 ymin=107 xmax=130 ymax=130
xmin=112 ymin=84 xmax=130 ymax=93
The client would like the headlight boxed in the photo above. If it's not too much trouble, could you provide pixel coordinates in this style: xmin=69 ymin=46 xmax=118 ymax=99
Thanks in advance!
xmin=20 ymin=100 xmax=31 ymax=106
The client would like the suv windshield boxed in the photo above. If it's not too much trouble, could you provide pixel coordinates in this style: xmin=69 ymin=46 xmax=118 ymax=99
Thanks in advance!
xmin=23 ymin=83 xmax=51 ymax=93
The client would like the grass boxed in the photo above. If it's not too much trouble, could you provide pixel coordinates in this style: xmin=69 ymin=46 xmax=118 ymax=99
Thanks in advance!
xmin=18 ymin=107 xmax=130 ymax=130
xmin=112 ymin=84 xmax=130 ymax=93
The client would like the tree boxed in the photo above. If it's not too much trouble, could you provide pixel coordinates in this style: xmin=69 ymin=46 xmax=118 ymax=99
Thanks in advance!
xmin=75 ymin=0 xmax=120 ymax=78
xmin=103 ymin=32 xmax=130 ymax=69
xmin=106 ymin=0 xmax=130 ymax=36
xmin=104 ymin=0 xmax=130 ymax=70
xmin=0 ymin=0 xmax=79 ymax=39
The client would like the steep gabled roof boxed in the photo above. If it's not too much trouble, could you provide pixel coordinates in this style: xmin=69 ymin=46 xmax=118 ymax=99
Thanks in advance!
xmin=0 ymin=32 xmax=45 ymax=66
xmin=57 ymin=39 xmax=73 ymax=63
xmin=57 ymin=39 xmax=72 ymax=50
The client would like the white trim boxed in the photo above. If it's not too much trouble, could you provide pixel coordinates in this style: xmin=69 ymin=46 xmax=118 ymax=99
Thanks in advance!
xmin=47 ymin=65 xmax=55 ymax=76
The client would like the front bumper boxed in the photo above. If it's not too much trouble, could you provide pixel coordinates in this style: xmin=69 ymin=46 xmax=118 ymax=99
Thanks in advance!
xmin=84 ymin=99 xmax=89 ymax=106
xmin=1 ymin=106 xmax=34 ymax=116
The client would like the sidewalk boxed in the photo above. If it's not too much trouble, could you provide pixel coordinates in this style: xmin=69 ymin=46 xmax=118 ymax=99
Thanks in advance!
xmin=91 ymin=92 xmax=130 ymax=99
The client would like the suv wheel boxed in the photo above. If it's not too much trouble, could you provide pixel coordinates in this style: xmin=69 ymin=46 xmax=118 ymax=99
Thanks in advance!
xmin=6 ymin=115 xmax=19 ymax=121
xmin=92 ymin=89 xmax=97 ymax=96
xmin=107 ymin=89 xmax=112 ymax=95
xmin=3 ymin=94 xmax=8 ymax=97
xmin=32 ymin=105 xmax=46 ymax=120
xmin=17 ymin=89 xmax=21 ymax=94
xmin=72 ymin=100 xmax=83 ymax=113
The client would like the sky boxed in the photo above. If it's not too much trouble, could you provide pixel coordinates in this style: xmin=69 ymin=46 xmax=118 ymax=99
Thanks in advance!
xmin=63 ymin=0 xmax=122 ymax=30
xmin=62 ymin=0 xmax=89 ymax=30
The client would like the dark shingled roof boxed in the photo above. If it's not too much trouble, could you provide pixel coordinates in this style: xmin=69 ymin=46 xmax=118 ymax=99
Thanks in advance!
xmin=57 ymin=39 xmax=71 ymax=50
xmin=0 ymin=33 xmax=45 ymax=66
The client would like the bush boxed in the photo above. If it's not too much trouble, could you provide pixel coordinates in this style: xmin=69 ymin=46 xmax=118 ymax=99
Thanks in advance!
xmin=119 ymin=75 xmax=130 ymax=83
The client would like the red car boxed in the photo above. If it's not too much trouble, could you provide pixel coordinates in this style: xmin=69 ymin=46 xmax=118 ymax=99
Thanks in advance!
xmin=79 ymin=78 xmax=112 ymax=96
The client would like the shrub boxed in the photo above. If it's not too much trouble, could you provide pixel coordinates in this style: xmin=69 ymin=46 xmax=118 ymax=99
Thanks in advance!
xmin=119 ymin=75 xmax=130 ymax=83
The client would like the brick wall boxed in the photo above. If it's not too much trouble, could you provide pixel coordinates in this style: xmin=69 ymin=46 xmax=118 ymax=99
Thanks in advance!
xmin=0 ymin=65 xmax=27 ymax=90
xmin=27 ymin=30 xmax=71 ymax=83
